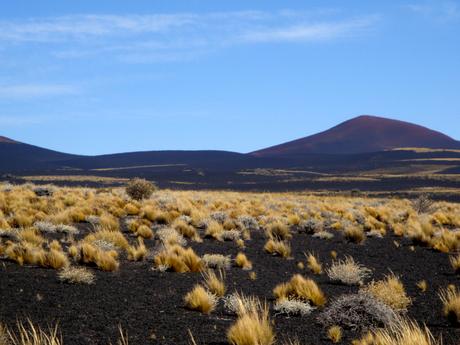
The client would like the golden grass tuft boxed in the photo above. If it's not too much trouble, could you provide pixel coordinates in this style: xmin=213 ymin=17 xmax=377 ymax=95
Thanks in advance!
xmin=416 ymin=280 xmax=428 ymax=293
xmin=45 ymin=249 xmax=69 ymax=269
xmin=305 ymin=252 xmax=322 ymax=275
xmin=327 ymin=325 xmax=342 ymax=344
xmin=173 ymin=219 xmax=199 ymax=240
xmin=205 ymin=220 xmax=224 ymax=241
xmin=449 ymin=254 xmax=460 ymax=273
xmin=267 ymin=221 xmax=291 ymax=241
xmin=202 ymin=269 xmax=226 ymax=297
xmin=273 ymin=274 xmax=326 ymax=307
xmin=235 ymin=252 xmax=252 ymax=270
xmin=85 ymin=230 xmax=129 ymax=250
xmin=184 ymin=284 xmax=217 ymax=314
xmin=80 ymin=242 xmax=119 ymax=272
xmin=135 ymin=225 xmax=153 ymax=239
xmin=363 ymin=273 xmax=411 ymax=312
xmin=227 ymin=295 xmax=275 ymax=345
xmin=264 ymin=239 xmax=291 ymax=258
xmin=353 ymin=318 xmax=440 ymax=345
xmin=344 ymin=226 xmax=366 ymax=244
xmin=127 ymin=237 xmax=148 ymax=261
xmin=154 ymin=245 xmax=202 ymax=273
xmin=6 ymin=319 xmax=62 ymax=345
xmin=439 ymin=285 xmax=460 ymax=325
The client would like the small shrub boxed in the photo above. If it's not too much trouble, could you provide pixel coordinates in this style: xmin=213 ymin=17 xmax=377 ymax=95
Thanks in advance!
xmin=126 ymin=178 xmax=156 ymax=200
xmin=318 ymin=292 xmax=397 ymax=332
xmin=202 ymin=254 xmax=231 ymax=270
xmin=184 ymin=285 xmax=217 ymax=314
xmin=273 ymin=299 xmax=314 ymax=316
xmin=344 ymin=226 xmax=366 ymax=244
xmin=449 ymin=254 xmax=460 ymax=273
xmin=417 ymin=280 xmax=428 ymax=293
xmin=267 ymin=221 xmax=291 ymax=240
xmin=312 ymin=231 xmax=334 ymax=240
xmin=127 ymin=237 xmax=147 ymax=261
xmin=326 ymin=256 xmax=372 ymax=285
xmin=58 ymin=266 xmax=95 ymax=284
xmin=154 ymin=245 xmax=202 ymax=273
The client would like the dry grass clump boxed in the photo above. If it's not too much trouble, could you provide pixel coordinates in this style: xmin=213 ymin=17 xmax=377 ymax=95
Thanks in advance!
xmin=202 ymin=254 xmax=231 ymax=270
xmin=344 ymin=226 xmax=366 ymax=244
xmin=85 ymin=230 xmax=129 ymax=251
xmin=326 ymin=256 xmax=372 ymax=285
xmin=173 ymin=219 xmax=199 ymax=240
xmin=127 ymin=237 xmax=147 ymax=261
xmin=202 ymin=269 xmax=226 ymax=297
xmin=58 ymin=266 xmax=95 ymax=284
xmin=154 ymin=245 xmax=202 ymax=273
xmin=416 ymin=280 xmax=428 ymax=292
xmin=6 ymin=319 xmax=62 ymax=345
xmin=74 ymin=242 xmax=120 ymax=272
xmin=449 ymin=254 xmax=460 ymax=273
xmin=45 ymin=248 xmax=69 ymax=269
xmin=184 ymin=284 xmax=217 ymax=314
xmin=125 ymin=178 xmax=157 ymax=200
xmin=264 ymin=239 xmax=291 ymax=258
xmin=205 ymin=220 xmax=224 ymax=241
xmin=439 ymin=285 xmax=460 ymax=325
xmin=235 ymin=252 xmax=252 ymax=270
xmin=327 ymin=326 xmax=342 ymax=343
xmin=267 ymin=221 xmax=291 ymax=241
xmin=273 ymin=274 xmax=326 ymax=307
xmin=227 ymin=295 xmax=275 ymax=345
xmin=363 ymin=273 xmax=411 ymax=312
xmin=135 ymin=225 xmax=153 ymax=239
xmin=353 ymin=318 xmax=440 ymax=345
xmin=305 ymin=252 xmax=322 ymax=274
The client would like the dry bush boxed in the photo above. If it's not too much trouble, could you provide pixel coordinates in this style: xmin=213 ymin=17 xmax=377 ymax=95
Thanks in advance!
xmin=273 ymin=299 xmax=314 ymax=316
xmin=264 ymin=239 xmax=291 ymax=258
xmin=184 ymin=284 xmax=217 ymax=314
xmin=439 ymin=285 xmax=460 ymax=325
xmin=326 ymin=256 xmax=372 ymax=285
xmin=127 ymin=237 xmax=147 ymax=261
xmin=312 ymin=231 xmax=334 ymax=240
xmin=235 ymin=252 xmax=252 ymax=270
xmin=202 ymin=254 xmax=231 ymax=270
xmin=267 ymin=221 xmax=291 ymax=241
xmin=412 ymin=194 xmax=434 ymax=214
xmin=223 ymin=292 xmax=260 ymax=316
xmin=363 ymin=273 xmax=411 ymax=312
xmin=58 ymin=266 xmax=95 ymax=284
xmin=222 ymin=230 xmax=241 ymax=241
xmin=154 ymin=245 xmax=202 ymax=273
xmin=344 ymin=226 xmax=366 ymax=244
xmin=327 ymin=326 xmax=342 ymax=343
xmin=17 ymin=229 xmax=44 ymax=246
xmin=125 ymin=178 xmax=156 ymax=200
xmin=6 ymin=319 xmax=62 ymax=345
xmin=227 ymin=295 xmax=274 ymax=345
xmin=353 ymin=318 xmax=440 ymax=345
xmin=202 ymin=269 xmax=226 ymax=297
xmin=318 ymin=292 xmax=397 ymax=332
xmin=305 ymin=252 xmax=322 ymax=274
xmin=45 ymin=249 xmax=69 ymax=269
xmin=273 ymin=274 xmax=326 ymax=307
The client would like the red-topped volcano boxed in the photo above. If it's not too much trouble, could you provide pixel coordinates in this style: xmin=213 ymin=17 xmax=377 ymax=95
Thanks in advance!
xmin=0 ymin=136 xmax=18 ymax=144
xmin=251 ymin=115 xmax=460 ymax=156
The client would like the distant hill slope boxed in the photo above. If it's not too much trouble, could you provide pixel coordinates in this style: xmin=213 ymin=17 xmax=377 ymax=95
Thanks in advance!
xmin=0 ymin=137 xmax=81 ymax=171
xmin=251 ymin=115 xmax=460 ymax=156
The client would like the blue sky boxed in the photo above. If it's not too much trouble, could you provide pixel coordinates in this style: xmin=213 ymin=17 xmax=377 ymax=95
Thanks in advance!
xmin=0 ymin=0 xmax=459 ymax=155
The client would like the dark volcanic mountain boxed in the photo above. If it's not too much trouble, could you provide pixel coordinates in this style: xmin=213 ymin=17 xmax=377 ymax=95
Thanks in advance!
xmin=251 ymin=115 xmax=460 ymax=156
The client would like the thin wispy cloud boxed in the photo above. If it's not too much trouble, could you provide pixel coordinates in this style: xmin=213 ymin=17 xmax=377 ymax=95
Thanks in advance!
xmin=406 ymin=1 xmax=460 ymax=21
xmin=0 ymin=84 xmax=78 ymax=99
xmin=0 ymin=11 xmax=379 ymax=63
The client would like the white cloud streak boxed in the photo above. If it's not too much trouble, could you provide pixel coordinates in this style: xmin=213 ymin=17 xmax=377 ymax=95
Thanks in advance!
xmin=406 ymin=1 xmax=460 ymax=20
xmin=0 ymin=11 xmax=379 ymax=63
xmin=0 ymin=84 xmax=78 ymax=99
